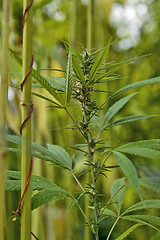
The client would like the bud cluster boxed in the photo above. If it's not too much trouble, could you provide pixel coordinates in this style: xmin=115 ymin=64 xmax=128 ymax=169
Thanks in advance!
xmin=74 ymin=50 xmax=97 ymax=139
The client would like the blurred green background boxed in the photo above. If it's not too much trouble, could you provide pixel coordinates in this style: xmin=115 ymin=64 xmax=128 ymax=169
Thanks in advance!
xmin=1 ymin=0 xmax=160 ymax=239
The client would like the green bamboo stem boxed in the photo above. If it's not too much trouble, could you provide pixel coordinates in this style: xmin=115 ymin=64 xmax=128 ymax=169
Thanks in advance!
xmin=87 ymin=0 xmax=92 ymax=50
xmin=0 ymin=0 xmax=10 ymax=239
xmin=87 ymin=0 xmax=95 ymax=51
xmin=71 ymin=0 xmax=77 ymax=46
xmin=21 ymin=1 xmax=33 ymax=240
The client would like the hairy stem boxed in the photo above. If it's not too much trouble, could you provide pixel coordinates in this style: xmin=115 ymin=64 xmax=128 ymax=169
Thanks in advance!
xmin=87 ymin=140 xmax=99 ymax=240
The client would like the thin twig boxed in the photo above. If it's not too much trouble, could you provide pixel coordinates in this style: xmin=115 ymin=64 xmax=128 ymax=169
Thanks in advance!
xmin=89 ymin=95 xmax=112 ymax=121
xmin=101 ymin=152 xmax=112 ymax=166
xmin=70 ymin=169 xmax=85 ymax=192
xmin=65 ymin=108 xmax=85 ymax=137
xmin=107 ymin=184 xmax=125 ymax=205
xmin=106 ymin=216 xmax=120 ymax=240
xmin=70 ymin=170 xmax=92 ymax=202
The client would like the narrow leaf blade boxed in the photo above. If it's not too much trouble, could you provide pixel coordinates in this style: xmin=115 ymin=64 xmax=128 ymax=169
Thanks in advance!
xmin=106 ymin=115 xmax=158 ymax=128
xmin=121 ymin=216 xmax=160 ymax=232
xmin=10 ymin=49 xmax=62 ymax=106
xmin=115 ymin=223 xmax=143 ymax=240
xmin=32 ymin=188 xmax=71 ymax=210
xmin=116 ymin=139 xmax=160 ymax=160
xmin=65 ymin=48 xmax=73 ymax=106
xmin=113 ymin=152 xmax=142 ymax=199
xmin=47 ymin=144 xmax=72 ymax=170
xmin=110 ymin=178 xmax=126 ymax=215
xmin=125 ymin=215 xmax=160 ymax=226
xmin=139 ymin=177 xmax=160 ymax=193
xmin=122 ymin=200 xmax=160 ymax=215
xmin=102 ymin=93 xmax=137 ymax=128
xmin=113 ymin=77 xmax=160 ymax=96
xmin=89 ymin=39 xmax=111 ymax=84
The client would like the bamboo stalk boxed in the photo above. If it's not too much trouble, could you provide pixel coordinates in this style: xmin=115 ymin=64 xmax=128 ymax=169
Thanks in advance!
xmin=71 ymin=0 xmax=77 ymax=46
xmin=0 ymin=0 xmax=10 ymax=239
xmin=87 ymin=0 xmax=95 ymax=51
xmin=21 ymin=1 xmax=33 ymax=239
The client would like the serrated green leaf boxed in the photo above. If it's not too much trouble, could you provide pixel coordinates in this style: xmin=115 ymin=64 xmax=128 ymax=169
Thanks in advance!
xmin=88 ymin=40 xmax=111 ymax=84
xmin=10 ymin=49 xmax=63 ymax=106
xmin=122 ymin=200 xmax=160 ymax=216
xmin=115 ymin=223 xmax=143 ymax=240
xmin=65 ymin=48 xmax=73 ymax=106
xmin=125 ymin=215 xmax=160 ymax=226
xmin=6 ymin=170 xmax=21 ymax=179
xmin=6 ymin=134 xmax=21 ymax=145
xmin=105 ymin=115 xmax=158 ymax=128
xmin=6 ymin=134 xmax=72 ymax=169
xmin=47 ymin=144 xmax=72 ymax=170
xmin=32 ymin=188 xmax=71 ymax=210
xmin=113 ymin=77 xmax=160 ymax=96
xmin=110 ymin=178 xmax=126 ymax=215
xmin=5 ymin=170 xmax=61 ymax=192
xmin=46 ymin=75 xmax=65 ymax=91
xmin=117 ymin=148 xmax=160 ymax=161
xmin=113 ymin=152 xmax=142 ymax=199
xmin=102 ymin=93 xmax=137 ymax=128
xmin=121 ymin=216 xmax=160 ymax=232
xmin=72 ymin=56 xmax=85 ymax=84
xmin=67 ymin=199 xmax=78 ymax=212
xmin=31 ymin=91 xmax=63 ymax=107
xmin=139 ymin=177 xmax=160 ymax=193
xmin=7 ymin=134 xmax=59 ymax=162
xmin=31 ymin=175 xmax=58 ymax=191
xmin=115 ymin=139 xmax=160 ymax=160
xmin=5 ymin=180 xmax=21 ymax=191
xmin=62 ymin=40 xmax=83 ymax=63
xmin=116 ymin=139 xmax=160 ymax=150
xmin=102 ymin=208 xmax=117 ymax=217
xmin=7 ymin=147 xmax=61 ymax=165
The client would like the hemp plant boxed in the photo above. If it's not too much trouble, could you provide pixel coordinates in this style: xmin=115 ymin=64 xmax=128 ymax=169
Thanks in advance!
xmin=7 ymin=41 xmax=160 ymax=240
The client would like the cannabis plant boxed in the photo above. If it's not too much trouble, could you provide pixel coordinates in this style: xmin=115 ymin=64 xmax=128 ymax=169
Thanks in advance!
xmin=7 ymin=41 xmax=160 ymax=240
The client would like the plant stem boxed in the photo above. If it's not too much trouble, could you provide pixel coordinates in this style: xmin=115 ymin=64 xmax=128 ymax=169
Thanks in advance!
xmin=65 ymin=108 xmax=85 ymax=137
xmin=70 ymin=169 xmax=85 ymax=193
xmin=0 ymin=0 xmax=10 ymax=239
xmin=87 ymin=140 xmax=99 ymax=240
xmin=106 ymin=216 xmax=120 ymax=240
xmin=101 ymin=151 xmax=112 ymax=166
xmin=21 ymin=1 xmax=33 ymax=240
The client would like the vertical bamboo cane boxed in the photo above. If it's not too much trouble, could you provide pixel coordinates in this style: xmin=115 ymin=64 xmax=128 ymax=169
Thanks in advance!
xmin=21 ymin=1 xmax=33 ymax=239
xmin=87 ymin=0 xmax=95 ymax=51
xmin=71 ymin=0 xmax=77 ymax=46
xmin=0 ymin=0 xmax=10 ymax=239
